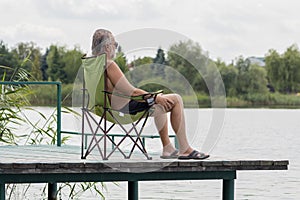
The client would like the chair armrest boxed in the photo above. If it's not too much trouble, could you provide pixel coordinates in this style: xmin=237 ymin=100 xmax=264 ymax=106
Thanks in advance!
xmin=103 ymin=90 xmax=163 ymax=101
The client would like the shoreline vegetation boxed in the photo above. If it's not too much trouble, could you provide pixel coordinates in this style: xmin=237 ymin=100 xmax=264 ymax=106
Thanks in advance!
xmin=1 ymin=40 xmax=300 ymax=109
xmin=27 ymin=84 xmax=300 ymax=109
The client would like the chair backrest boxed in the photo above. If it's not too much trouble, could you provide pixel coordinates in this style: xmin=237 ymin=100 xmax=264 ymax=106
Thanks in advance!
xmin=81 ymin=54 xmax=147 ymax=124
xmin=82 ymin=54 xmax=107 ymax=110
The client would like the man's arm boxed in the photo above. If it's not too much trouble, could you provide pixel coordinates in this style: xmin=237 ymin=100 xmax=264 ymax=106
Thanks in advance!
xmin=106 ymin=61 xmax=147 ymax=96
xmin=107 ymin=61 xmax=174 ymax=110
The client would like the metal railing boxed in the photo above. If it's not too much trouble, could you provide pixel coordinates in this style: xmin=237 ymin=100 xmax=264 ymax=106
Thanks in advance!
xmin=1 ymin=81 xmax=178 ymax=149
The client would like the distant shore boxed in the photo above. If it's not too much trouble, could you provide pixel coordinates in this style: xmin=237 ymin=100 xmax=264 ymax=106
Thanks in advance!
xmin=27 ymin=84 xmax=300 ymax=109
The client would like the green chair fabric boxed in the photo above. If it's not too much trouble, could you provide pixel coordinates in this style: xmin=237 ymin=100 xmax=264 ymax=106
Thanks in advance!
xmin=82 ymin=54 xmax=145 ymax=124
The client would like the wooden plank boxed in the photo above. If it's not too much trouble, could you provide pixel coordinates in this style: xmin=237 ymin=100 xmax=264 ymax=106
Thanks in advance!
xmin=0 ymin=145 xmax=289 ymax=174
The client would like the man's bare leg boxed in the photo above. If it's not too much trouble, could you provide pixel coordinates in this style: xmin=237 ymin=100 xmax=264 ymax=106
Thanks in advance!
xmin=153 ymin=94 xmax=193 ymax=156
xmin=154 ymin=110 xmax=177 ymax=156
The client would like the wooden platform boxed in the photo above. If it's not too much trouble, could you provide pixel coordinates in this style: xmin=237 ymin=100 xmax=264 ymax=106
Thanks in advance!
xmin=0 ymin=145 xmax=289 ymax=200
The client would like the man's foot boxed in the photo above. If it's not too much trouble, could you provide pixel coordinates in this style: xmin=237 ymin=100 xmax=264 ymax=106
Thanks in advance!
xmin=178 ymin=150 xmax=209 ymax=160
xmin=160 ymin=149 xmax=179 ymax=159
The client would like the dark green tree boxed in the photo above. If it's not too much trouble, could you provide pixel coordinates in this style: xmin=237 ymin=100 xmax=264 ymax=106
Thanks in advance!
xmin=127 ymin=56 xmax=153 ymax=88
xmin=152 ymin=48 xmax=167 ymax=78
xmin=47 ymin=45 xmax=62 ymax=81
xmin=247 ymin=65 xmax=268 ymax=94
xmin=235 ymin=56 xmax=250 ymax=74
xmin=40 ymin=48 xmax=49 ymax=81
xmin=0 ymin=41 xmax=18 ymax=80
xmin=153 ymin=48 xmax=166 ymax=64
xmin=235 ymin=56 xmax=268 ymax=94
xmin=282 ymin=45 xmax=300 ymax=93
xmin=265 ymin=49 xmax=282 ymax=92
xmin=114 ymin=46 xmax=128 ymax=73
xmin=61 ymin=46 xmax=83 ymax=83
xmin=11 ymin=42 xmax=42 ymax=80
xmin=47 ymin=45 xmax=84 ymax=83
xmin=168 ymin=40 xmax=209 ymax=93
xmin=130 ymin=56 xmax=153 ymax=67
xmin=265 ymin=45 xmax=300 ymax=93
xmin=218 ymin=62 xmax=238 ymax=96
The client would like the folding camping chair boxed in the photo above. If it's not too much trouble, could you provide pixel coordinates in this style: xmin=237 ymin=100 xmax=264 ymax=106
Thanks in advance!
xmin=80 ymin=53 xmax=162 ymax=160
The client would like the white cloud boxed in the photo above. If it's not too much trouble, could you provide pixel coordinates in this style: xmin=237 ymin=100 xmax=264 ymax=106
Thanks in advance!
xmin=0 ymin=23 xmax=66 ymax=47
xmin=32 ymin=0 xmax=163 ymax=21
xmin=1 ymin=0 xmax=300 ymax=61
xmin=33 ymin=0 xmax=116 ymax=19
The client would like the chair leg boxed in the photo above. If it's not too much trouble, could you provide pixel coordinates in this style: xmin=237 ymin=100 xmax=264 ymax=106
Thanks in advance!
xmin=127 ymin=115 xmax=152 ymax=160
xmin=111 ymin=120 xmax=151 ymax=160
xmin=82 ymin=108 xmax=153 ymax=160
xmin=128 ymin=137 xmax=152 ymax=160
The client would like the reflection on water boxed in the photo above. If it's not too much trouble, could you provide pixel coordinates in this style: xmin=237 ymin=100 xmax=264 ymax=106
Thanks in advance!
xmin=7 ymin=108 xmax=300 ymax=199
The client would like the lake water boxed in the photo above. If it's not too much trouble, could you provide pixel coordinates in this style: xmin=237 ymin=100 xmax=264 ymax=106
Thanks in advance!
xmin=6 ymin=108 xmax=300 ymax=199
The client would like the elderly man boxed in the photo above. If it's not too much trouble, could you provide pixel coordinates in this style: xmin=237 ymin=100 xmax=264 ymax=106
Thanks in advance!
xmin=91 ymin=29 xmax=209 ymax=160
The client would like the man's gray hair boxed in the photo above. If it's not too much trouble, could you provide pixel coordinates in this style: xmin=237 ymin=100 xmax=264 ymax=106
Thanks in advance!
xmin=92 ymin=29 xmax=113 ymax=55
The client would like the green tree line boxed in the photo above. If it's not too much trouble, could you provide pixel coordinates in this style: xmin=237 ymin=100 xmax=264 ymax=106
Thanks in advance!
xmin=128 ymin=41 xmax=300 ymax=107
xmin=1 ymin=40 xmax=300 ymax=107
xmin=0 ymin=41 xmax=83 ymax=83
xmin=130 ymin=42 xmax=300 ymax=94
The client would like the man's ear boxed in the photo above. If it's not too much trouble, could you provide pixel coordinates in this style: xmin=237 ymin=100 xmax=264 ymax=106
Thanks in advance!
xmin=104 ymin=44 xmax=111 ymax=51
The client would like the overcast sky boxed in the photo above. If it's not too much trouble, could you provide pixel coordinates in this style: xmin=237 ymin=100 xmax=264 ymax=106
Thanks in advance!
xmin=1 ymin=0 xmax=299 ymax=63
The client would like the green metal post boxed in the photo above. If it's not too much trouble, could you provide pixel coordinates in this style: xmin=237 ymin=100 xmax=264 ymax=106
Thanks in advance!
xmin=48 ymin=182 xmax=57 ymax=200
xmin=0 ymin=184 xmax=5 ymax=200
xmin=223 ymin=179 xmax=234 ymax=200
xmin=56 ymin=83 xmax=62 ymax=147
xmin=128 ymin=181 xmax=138 ymax=200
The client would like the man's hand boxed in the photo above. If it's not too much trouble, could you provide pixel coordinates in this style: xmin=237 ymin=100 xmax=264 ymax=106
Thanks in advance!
xmin=155 ymin=94 xmax=175 ymax=111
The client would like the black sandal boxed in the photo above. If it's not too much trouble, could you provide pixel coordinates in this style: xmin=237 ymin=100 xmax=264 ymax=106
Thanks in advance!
xmin=178 ymin=150 xmax=209 ymax=160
